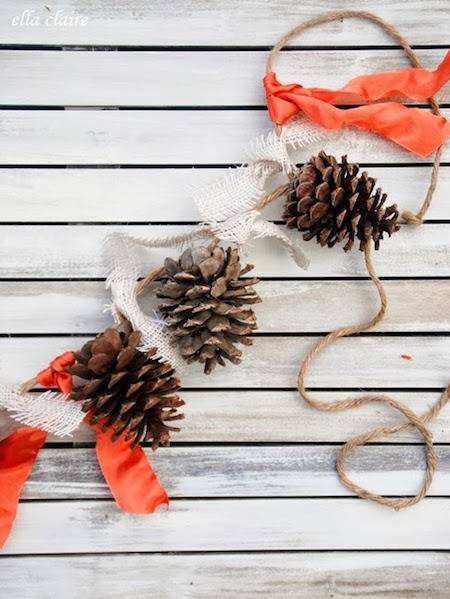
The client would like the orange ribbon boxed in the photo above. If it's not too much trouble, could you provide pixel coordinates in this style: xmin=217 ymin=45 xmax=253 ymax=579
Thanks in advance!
xmin=263 ymin=51 xmax=450 ymax=157
xmin=93 ymin=421 xmax=168 ymax=513
xmin=0 ymin=427 xmax=47 ymax=549
xmin=0 ymin=352 xmax=168 ymax=549
xmin=38 ymin=352 xmax=169 ymax=514
xmin=36 ymin=351 xmax=75 ymax=395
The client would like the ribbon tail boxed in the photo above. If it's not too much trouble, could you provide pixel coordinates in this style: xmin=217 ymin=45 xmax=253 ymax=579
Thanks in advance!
xmin=0 ymin=427 xmax=47 ymax=549
xmin=320 ymin=50 xmax=450 ymax=103
xmin=95 ymin=428 xmax=169 ymax=513
xmin=251 ymin=218 xmax=310 ymax=270
xmin=292 ymin=97 xmax=450 ymax=158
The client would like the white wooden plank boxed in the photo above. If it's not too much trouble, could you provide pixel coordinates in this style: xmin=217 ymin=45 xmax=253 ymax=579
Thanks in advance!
xmin=0 ymin=1 xmax=447 ymax=45
xmin=1 ymin=552 xmax=450 ymax=599
xmin=1 ymin=224 xmax=448 ymax=278
xmin=20 ymin=445 xmax=450 ymax=499
xmin=1 ymin=166 xmax=449 ymax=222
xmin=0 ymin=336 xmax=447 ymax=389
xmin=2 ymin=49 xmax=449 ymax=106
xmin=3 ymin=498 xmax=450 ymax=553
xmin=1 ymin=390 xmax=447 ymax=444
xmin=1 ymin=280 xmax=449 ymax=334
xmin=0 ymin=110 xmax=449 ymax=165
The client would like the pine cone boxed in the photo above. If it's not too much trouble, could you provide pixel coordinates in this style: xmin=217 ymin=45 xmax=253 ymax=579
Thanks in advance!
xmin=67 ymin=319 xmax=184 ymax=449
xmin=156 ymin=239 xmax=261 ymax=374
xmin=283 ymin=151 xmax=400 ymax=251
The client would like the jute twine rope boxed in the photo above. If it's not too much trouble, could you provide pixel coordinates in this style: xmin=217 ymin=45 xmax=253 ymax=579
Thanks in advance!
xmin=258 ymin=10 xmax=450 ymax=509
xmin=21 ymin=11 xmax=448 ymax=510
xmin=132 ymin=10 xmax=448 ymax=508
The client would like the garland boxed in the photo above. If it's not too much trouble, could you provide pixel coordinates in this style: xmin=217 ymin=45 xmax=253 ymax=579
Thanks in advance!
xmin=0 ymin=10 xmax=450 ymax=548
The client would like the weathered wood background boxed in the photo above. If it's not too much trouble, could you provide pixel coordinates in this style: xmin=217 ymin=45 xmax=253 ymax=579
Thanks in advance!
xmin=0 ymin=1 xmax=449 ymax=597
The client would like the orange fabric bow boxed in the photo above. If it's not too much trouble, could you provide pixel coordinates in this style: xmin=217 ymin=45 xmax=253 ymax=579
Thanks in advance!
xmin=263 ymin=51 xmax=450 ymax=157
xmin=36 ymin=351 xmax=75 ymax=395
xmin=0 ymin=351 xmax=168 ymax=549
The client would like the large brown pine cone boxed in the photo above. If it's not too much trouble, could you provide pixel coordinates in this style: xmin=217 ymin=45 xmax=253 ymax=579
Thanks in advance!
xmin=156 ymin=239 xmax=261 ymax=374
xmin=283 ymin=151 xmax=400 ymax=251
xmin=67 ymin=319 xmax=184 ymax=449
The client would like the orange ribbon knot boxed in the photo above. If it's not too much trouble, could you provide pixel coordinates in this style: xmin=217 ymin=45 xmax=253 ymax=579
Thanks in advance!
xmin=263 ymin=51 xmax=450 ymax=157
xmin=36 ymin=351 xmax=75 ymax=395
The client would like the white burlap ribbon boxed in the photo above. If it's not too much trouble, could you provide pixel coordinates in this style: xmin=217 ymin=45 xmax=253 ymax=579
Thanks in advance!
xmin=101 ymin=115 xmax=328 ymax=370
xmin=0 ymin=386 xmax=84 ymax=437
xmin=103 ymin=229 xmax=211 ymax=372
xmin=193 ymin=114 xmax=328 ymax=270
xmin=1 ymin=116 xmax=328 ymax=432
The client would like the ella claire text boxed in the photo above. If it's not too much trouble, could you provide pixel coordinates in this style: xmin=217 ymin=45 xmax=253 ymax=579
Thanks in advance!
xmin=12 ymin=10 xmax=89 ymax=27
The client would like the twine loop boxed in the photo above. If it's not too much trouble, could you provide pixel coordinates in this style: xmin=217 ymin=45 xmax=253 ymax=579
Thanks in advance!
xmin=258 ymin=10 xmax=449 ymax=509
xmin=132 ymin=10 xmax=448 ymax=509
xmin=266 ymin=9 xmax=443 ymax=227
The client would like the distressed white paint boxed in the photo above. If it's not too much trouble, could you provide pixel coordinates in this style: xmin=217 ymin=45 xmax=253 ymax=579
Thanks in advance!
xmin=0 ymin=336 xmax=447 ymax=389
xmin=1 ymin=166 xmax=449 ymax=222
xmin=0 ymin=280 xmax=448 ymax=333
xmin=1 ymin=49 xmax=449 ymax=106
xmin=1 ymin=552 xmax=450 ymax=598
xmin=1 ymin=224 xmax=449 ymax=278
xmin=0 ymin=0 xmax=449 ymax=584
xmin=0 ymin=109 xmax=448 ymax=165
xmin=20 ymin=445 xmax=450 ymax=499
xmin=3 ymin=498 xmax=450 ymax=553
xmin=1 ymin=391 xmax=448 ymax=444
xmin=0 ymin=1 xmax=447 ymax=45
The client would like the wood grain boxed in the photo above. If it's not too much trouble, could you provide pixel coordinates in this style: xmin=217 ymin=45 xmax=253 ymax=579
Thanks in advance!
xmin=1 ymin=49 xmax=449 ymax=106
xmin=0 ymin=1 xmax=447 ymax=45
xmin=1 ymin=552 xmax=450 ymax=598
xmin=20 ymin=445 xmax=450 ymax=499
xmin=1 ymin=280 xmax=449 ymax=334
xmin=1 ymin=224 xmax=449 ymax=278
xmin=1 ymin=390 xmax=447 ymax=444
xmin=0 ymin=0 xmax=449 ymax=588
xmin=0 ymin=109 xmax=448 ymax=165
xmin=3 ymin=498 xmax=450 ymax=553
xmin=0 ymin=336 xmax=447 ymax=389
xmin=1 ymin=166 xmax=449 ymax=222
